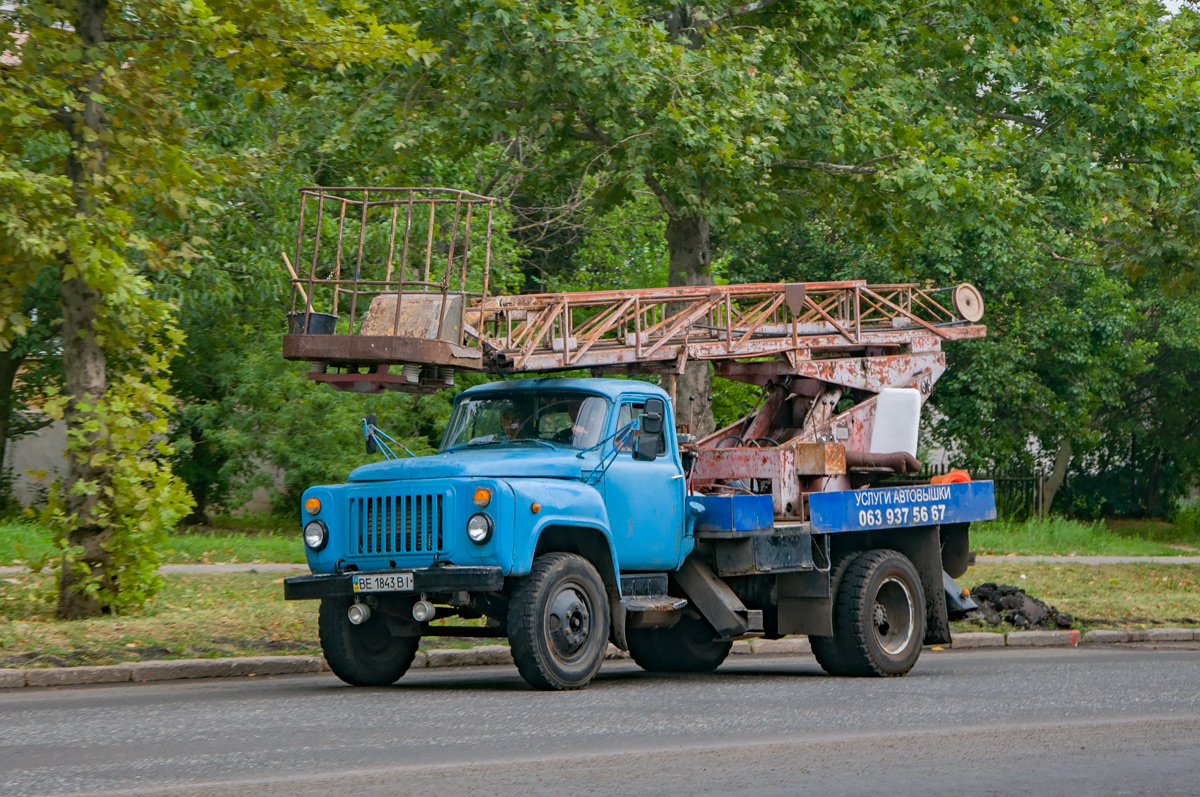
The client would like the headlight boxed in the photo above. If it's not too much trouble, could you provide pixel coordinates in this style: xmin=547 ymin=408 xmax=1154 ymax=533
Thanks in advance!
xmin=466 ymin=513 xmax=494 ymax=544
xmin=304 ymin=520 xmax=328 ymax=551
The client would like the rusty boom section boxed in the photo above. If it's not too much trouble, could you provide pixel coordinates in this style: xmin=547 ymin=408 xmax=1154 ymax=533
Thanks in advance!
xmin=282 ymin=187 xmax=986 ymax=395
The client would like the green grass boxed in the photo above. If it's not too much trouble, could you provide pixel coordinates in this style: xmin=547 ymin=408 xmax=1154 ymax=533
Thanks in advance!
xmin=0 ymin=518 xmax=305 ymax=567
xmin=1105 ymin=516 xmax=1200 ymax=551
xmin=969 ymin=516 xmax=1198 ymax=557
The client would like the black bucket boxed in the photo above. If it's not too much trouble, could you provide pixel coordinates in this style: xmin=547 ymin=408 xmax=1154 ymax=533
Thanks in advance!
xmin=287 ymin=312 xmax=338 ymax=335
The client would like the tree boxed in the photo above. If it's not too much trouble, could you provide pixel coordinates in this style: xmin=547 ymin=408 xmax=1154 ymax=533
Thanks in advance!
xmin=146 ymin=58 xmax=532 ymax=520
xmin=1061 ymin=287 xmax=1200 ymax=517
xmin=393 ymin=0 xmax=1200 ymax=438
xmin=0 ymin=1 xmax=430 ymax=616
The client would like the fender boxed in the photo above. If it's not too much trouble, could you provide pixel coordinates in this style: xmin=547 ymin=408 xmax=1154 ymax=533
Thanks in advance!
xmin=504 ymin=479 xmax=619 ymax=578
xmin=506 ymin=478 xmax=628 ymax=650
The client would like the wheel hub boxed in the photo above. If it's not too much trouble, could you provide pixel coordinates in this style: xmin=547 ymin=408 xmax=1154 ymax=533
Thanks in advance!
xmin=873 ymin=577 xmax=915 ymax=656
xmin=547 ymin=586 xmax=591 ymax=661
xmin=873 ymin=604 xmax=890 ymax=635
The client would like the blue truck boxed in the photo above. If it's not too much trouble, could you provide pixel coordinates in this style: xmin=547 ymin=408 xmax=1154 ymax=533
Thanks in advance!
xmin=279 ymin=186 xmax=996 ymax=690
xmin=283 ymin=377 xmax=995 ymax=690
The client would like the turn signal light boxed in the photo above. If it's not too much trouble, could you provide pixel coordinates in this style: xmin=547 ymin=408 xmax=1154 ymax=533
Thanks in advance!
xmin=531 ymin=502 xmax=541 ymax=514
xmin=474 ymin=487 xmax=491 ymax=507
xmin=304 ymin=497 xmax=321 ymax=515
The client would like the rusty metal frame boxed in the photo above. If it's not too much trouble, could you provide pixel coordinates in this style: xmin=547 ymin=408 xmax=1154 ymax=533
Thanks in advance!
xmin=284 ymin=188 xmax=986 ymax=410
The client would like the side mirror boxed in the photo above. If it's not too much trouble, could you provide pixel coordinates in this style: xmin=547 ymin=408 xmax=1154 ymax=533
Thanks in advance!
xmin=642 ymin=398 xmax=665 ymax=435
xmin=633 ymin=398 xmax=666 ymax=462
xmin=365 ymin=412 xmax=378 ymax=455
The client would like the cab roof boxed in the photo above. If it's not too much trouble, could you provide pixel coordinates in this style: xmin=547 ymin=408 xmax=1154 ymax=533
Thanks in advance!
xmin=458 ymin=377 xmax=667 ymax=402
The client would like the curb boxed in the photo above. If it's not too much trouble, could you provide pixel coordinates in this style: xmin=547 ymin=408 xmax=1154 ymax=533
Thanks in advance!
xmin=0 ymin=628 xmax=1193 ymax=690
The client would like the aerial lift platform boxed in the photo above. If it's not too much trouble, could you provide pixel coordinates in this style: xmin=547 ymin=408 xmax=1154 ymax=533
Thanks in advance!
xmin=282 ymin=187 xmax=987 ymax=520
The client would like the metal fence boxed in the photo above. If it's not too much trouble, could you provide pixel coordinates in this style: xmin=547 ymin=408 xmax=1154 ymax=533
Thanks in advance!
xmin=918 ymin=463 xmax=1045 ymax=520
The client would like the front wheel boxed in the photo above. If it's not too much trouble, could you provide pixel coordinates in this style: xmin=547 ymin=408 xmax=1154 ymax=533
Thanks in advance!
xmin=319 ymin=597 xmax=420 ymax=686
xmin=811 ymin=549 xmax=925 ymax=677
xmin=508 ymin=553 xmax=611 ymax=690
xmin=627 ymin=613 xmax=731 ymax=673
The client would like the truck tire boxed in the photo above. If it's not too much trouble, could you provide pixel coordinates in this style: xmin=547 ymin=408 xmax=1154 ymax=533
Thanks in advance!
xmin=318 ymin=596 xmax=420 ymax=686
xmin=627 ymin=613 xmax=731 ymax=673
xmin=508 ymin=553 xmax=610 ymax=691
xmin=810 ymin=549 xmax=925 ymax=677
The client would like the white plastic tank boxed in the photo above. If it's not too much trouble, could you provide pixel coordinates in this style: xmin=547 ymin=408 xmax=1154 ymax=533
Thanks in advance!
xmin=870 ymin=388 xmax=921 ymax=457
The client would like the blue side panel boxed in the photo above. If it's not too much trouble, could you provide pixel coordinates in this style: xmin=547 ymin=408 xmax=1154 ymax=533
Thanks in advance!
xmin=693 ymin=494 xmax=774 ymax=533
xmin=808 ymin=481 xmax=997 ymax=534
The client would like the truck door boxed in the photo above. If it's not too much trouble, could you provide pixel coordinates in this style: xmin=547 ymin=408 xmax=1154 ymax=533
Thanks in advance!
xmin=601 ymin=398 xmax=685 ymax=570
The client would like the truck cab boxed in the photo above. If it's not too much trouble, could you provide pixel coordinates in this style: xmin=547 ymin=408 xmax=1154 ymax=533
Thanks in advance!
xmin=286 ymin=378 xmax=699 ymax=689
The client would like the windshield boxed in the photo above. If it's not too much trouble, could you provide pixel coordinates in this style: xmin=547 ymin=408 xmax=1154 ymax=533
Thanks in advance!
xmin=441 ymin=392 xmax=611 ymax=452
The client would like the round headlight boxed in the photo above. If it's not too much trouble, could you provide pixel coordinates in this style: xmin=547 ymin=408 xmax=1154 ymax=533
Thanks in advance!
xmin=466 ymin=513 xmax=494 ymax=544
xmin=304 ymin=520 xmax=328 ymax=551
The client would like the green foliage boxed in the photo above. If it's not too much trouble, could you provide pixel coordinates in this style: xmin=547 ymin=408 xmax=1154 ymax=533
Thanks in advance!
xmin=398 ymin=0 xmax=1200 ymax=277
xmin=0 ymin=0 xmax=434 ymax=614
xmin=544 ymin=196 xmax=669 ymax=291
xmin=969 ymin=516 xmax=1185 ymax=557
xmin=215 ymin=340 xmax=479 ymax=513
xmin=710 ymin=377 xmax=761 ymax=433
xmin=1060 ymin=288 xmax=1200 ymax=517
xmin=1174 ymin=503 xmax=1200 ymax=540
xmin=35 ymin=289 xmax=193 ymax=613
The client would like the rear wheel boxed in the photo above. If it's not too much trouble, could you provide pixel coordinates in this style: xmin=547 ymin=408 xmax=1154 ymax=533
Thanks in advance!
xmin=508 ymin=553 xmax=611 ymax=691
xmin=319 ymin=597 xmax=420 ymax=686
xmin=811 ymin=549 xmax=925 ymax=677
xmin=627 ymin=613 xmax=731 ymax=673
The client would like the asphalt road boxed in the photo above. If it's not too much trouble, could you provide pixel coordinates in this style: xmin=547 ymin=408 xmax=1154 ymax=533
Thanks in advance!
xmin=3 ymin=646 xmax=1199 ymax=797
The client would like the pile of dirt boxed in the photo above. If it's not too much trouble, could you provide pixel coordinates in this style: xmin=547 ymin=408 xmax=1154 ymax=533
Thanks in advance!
xmin=969 ymin=583 xmax=1074 ymax=630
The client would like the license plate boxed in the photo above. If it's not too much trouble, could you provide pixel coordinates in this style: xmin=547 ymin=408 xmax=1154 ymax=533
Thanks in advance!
xmin=352 ymin=573 xmax=414 ymax=593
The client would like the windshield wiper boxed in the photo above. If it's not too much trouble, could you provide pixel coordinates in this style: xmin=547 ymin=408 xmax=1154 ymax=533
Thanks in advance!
xmin=443 ymin=435 xmax=506 ymax=453
xmin=509 ymin=438 xmax=558 ymax=451
xmin=444 ymin=435 xmax=559 ymax=453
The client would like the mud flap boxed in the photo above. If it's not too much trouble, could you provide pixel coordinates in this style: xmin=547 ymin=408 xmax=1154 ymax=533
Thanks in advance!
xmin=943 ymin=571 xmax=978 ymax=621
xmin=609 ymin=595 xmax=629 ymax=651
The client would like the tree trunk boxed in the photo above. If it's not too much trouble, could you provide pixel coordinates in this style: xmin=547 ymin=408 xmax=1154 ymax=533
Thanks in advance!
xmin=1042 ymin=439 xmax=1072 ymax=516
xmin=1145 ymin=448 xmax=1163 ymax=518
xmin=57 ymin=271 xmax=112 ymax=618
xmin=57 ymin=0 xmax=113 ymax=618
xmin=665 ymin=215 xmax=715 ymax=437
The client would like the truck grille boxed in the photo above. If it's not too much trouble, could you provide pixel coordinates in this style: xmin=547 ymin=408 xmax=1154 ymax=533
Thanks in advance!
xmin=350 ymin=494 xmax=445 ymax=555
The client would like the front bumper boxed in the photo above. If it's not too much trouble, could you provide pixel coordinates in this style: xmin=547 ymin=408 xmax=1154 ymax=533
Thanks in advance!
xmin=283 ymin=566 xmax=505 ymax=601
